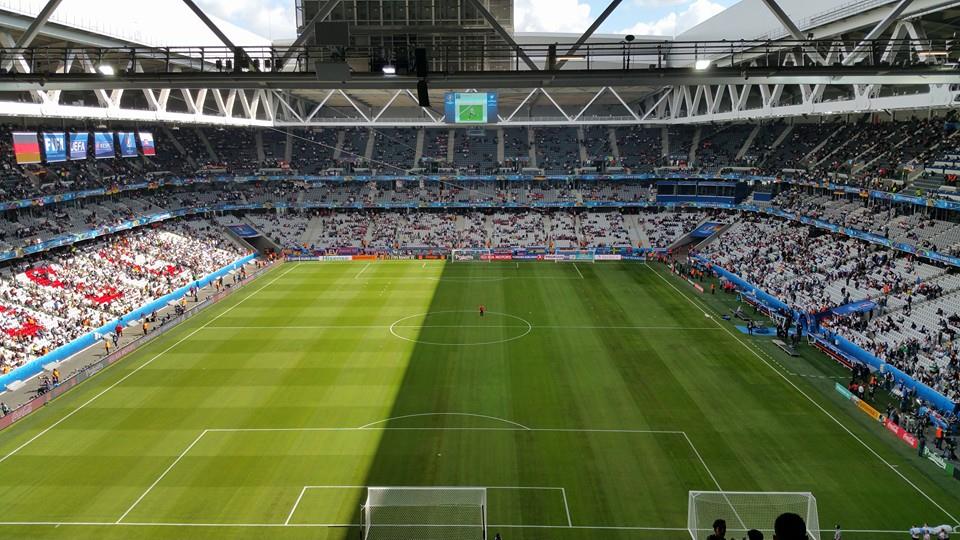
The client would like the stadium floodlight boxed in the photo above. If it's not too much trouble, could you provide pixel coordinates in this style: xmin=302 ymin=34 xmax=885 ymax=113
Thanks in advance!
xmin=382 ymin=65 xmax=397 ymax=75
xmin=362 ymin=486 xmax=486 ymax=540
xmin=98 ymin=65 xmax=115 ymax=76
xmin=694 ymin=59 xmax=711 ymax=70
xmin=688 ymin=491 xmax=821 ymax=540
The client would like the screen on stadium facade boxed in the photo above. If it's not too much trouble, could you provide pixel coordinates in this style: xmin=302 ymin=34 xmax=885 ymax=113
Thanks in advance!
xmin=42 ymin=133 xmax=67 ymax=163
xmin=118 ymin=132 xmax=138 ymax=157
xmin=138 ymin=132 xmax=156 ymax=156
xmin=69 ymin=133 xmax=88 ymax=160
xmin=444 ymin=92 xmax=498 ymax=124
xmin=12 ymin=132 xmax=41 ymax=164
xmin=94 ymin=133 xmax=115 ymax=159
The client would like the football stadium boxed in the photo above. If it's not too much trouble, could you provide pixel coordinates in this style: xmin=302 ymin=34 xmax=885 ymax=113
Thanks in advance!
xmin=0 ymin=1 xmax=959 ymax=539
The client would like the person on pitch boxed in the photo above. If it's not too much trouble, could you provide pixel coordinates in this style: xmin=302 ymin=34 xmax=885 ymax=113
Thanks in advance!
xmin=479 ymin=304 xmax=486 ymax=317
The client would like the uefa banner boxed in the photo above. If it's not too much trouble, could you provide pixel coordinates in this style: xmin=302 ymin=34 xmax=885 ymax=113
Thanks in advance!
xmin=139 ymin=132 xmax=156 ymax=156
xmin=69 ymin=132 xmax=88 ymax=160
xmin=42 ymin=133 xmax=67 ymax=162
xmin=94 ymin=133 xmax=115 ymax=159
xmin=12 ymin=132 xmax=40 ymax=164
xmin=118 ymin=132 xmax=138 ymax=157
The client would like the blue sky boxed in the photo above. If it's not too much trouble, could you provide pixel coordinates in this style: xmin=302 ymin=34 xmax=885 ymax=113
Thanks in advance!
xmin=195 ymin=0 xmax=738 ymax=40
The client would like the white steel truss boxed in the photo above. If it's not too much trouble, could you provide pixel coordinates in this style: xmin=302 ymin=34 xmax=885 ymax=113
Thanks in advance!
xmin=0 ymin=26 xmax=956 ymax=126
xmin=645 ymin=18 xmax=960 ymax=124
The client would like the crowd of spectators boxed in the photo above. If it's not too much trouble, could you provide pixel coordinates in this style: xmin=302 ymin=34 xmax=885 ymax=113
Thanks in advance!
xmin=3 ymin=117 xmax=960 ymax=207
xmin=0 ymin=219 xmax=247 ymax=370
xmin=699 ymin=214 xmax=960 ymax=401
xmin=642 ymin=211 xmax=710 ymax=249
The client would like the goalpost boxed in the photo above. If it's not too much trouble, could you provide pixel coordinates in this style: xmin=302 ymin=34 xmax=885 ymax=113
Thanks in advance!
xmin=362 ymin=487 xmax=488 ymax=540
xmin=688 ymin=491 xmax=820 ymax=540
xmin=450 ymin=249 xmax=492 ymax=262
xmin=552 ymin=249 xmax=596 ymax=263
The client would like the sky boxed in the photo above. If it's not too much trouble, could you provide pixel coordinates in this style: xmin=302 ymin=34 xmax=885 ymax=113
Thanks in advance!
xmin=194 ymin=0 xmax=737 ymax=41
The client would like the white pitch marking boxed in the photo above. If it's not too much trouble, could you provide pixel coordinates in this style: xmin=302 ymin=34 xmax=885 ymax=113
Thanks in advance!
xmin=649 ymin=264 xmax=960 ymax=525
xmin=116 ymin=430 xmax=210 ymax=523
xmin=573 ymin=263 xmax=584 ymax=279
xmin=358 ymin=413 xmax=532 ymax=431
xmin=354 ymin=263 xmax=371 ymax=279
xmin=284 ymin=486 xmax=309 ymax=525
xmin=202 ymin=324 xmax=720 ymax=331
xmin=0 ymin=263 xmax=299 ymax=466
xmin=0 ymin=522 xmax=921 ymax=534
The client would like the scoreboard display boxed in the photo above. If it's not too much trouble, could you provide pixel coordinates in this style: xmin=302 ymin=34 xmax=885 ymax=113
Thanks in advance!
xmin=444 ymin=92 xmax=498 ymax=124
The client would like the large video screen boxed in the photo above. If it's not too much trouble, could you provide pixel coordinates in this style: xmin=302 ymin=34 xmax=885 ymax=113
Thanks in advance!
xmin=12 ymin=132 xmax=41 ymax=164
xmin=42 ymin=133 xmax=67 ymax=162
xmin=444 ymin=92 xmax=498 ymax=124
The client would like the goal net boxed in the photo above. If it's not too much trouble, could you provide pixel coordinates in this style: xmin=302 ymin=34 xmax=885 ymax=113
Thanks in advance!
xmin=363 ymin=487 xmax=487 ymax=540
xmin=552 ymin=249 xmax=596 ymax=263
xmin=688 ymin=491 xmax=820 ymax=540
xmin=450 ymin=249 xmax=492 ymax=262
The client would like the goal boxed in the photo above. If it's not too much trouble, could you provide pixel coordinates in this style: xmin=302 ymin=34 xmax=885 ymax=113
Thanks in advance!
xmin=362 ymin=486 xmax=487 ymax=540
xmin=688 ymin=491 xmax=820 ymax=540
xmin=450 ymin=249 xmax=492 ymax=262
xmin=552 ymin=249 xmax=596 ymax=263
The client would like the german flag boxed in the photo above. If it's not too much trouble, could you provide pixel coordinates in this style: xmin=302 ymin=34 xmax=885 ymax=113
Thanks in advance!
xmin=12 ymin=132 xmax=40 ymax=164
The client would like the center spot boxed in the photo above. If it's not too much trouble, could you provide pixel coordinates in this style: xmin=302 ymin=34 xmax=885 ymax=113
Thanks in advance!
xmin=389 ymin=310 xmax=533 ymax=346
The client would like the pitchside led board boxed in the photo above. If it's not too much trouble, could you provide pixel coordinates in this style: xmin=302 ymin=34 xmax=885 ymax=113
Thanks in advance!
xmin=69 ymin=133 xmax=88 ymax=160
xmin=94 ymin=133 xmax=115 ymax=159
xmin=42 ymin=133 xmax=67 ymax=162
xmin=118 ymin=132 xmax=138 ymax=158
xmin=444 ymin=92 xmax=498 ymax=124
xmin=12 ymin=132 xmax=41 ymax=164
xmin=138 ymin=132 xmax=156 ymax=156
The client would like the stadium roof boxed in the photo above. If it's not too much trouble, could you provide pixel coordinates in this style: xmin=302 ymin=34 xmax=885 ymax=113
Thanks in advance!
xmin=0 ymin=0 xmax=270 ymax=48
xmin=0 ymin=0 xmax=957 ymax=126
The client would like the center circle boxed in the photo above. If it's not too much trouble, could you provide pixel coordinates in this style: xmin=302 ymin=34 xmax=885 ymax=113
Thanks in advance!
xmin=389 ymin=310 xmax=533 ymax=346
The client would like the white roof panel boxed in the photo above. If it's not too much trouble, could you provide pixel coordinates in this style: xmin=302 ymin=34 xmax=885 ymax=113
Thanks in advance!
xmin=678 ymin=0 xmax=847 ymax=41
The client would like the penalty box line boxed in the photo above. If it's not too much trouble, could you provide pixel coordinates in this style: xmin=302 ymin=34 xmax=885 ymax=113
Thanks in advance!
xmin=285 ymin=485 xmax=572 ymax=527
xmin=0 ymin=522 xmax=925 ymax=535
xmin=115 ymin=425 xmax=718 ymax=527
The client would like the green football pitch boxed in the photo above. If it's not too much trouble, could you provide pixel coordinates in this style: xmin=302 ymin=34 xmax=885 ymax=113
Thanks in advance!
xmin=0 ymin=261 xmax=957 ymax=540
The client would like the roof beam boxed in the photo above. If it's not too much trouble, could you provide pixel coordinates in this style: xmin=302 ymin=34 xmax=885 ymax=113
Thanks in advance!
xmin=181 ymin=0 xmax=258 ymax=71
xmin=4 ymin=65 xmax=958 ymax=91
xmin=1 ymin=0 xmax=63 ymax=72
xmin=555 ymin=0 xmax=623 ymax=69
xmin=464 ymin=0 xmax=539 ymax=71
xmin=843 ymin=0 xmax=915 ymax=65
xmin=758 ymin=0 xmax=827 ymax=65
xmin=14 ymin=0 xmax=63 ymax=49
xmin=280 ymin=0 xmax=342 ymax=66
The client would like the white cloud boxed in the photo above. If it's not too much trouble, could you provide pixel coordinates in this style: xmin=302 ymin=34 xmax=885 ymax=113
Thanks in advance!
xmin=621 ymin=0 xmax=725 ymax=37
xmin=631 ymin=0 xmax=689 ymax=7
xmin=514 ymin=0 xmax=593 ymax=33
xmin=196 ymin=0 xmax=297 ymax=40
